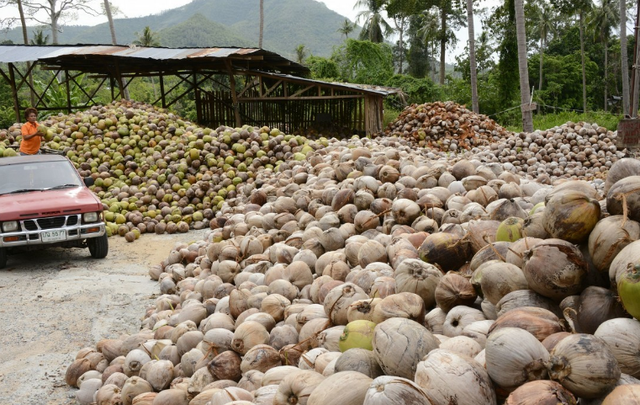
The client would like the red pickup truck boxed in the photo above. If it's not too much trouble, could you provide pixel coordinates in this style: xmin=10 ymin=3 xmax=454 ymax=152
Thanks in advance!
xmin=0 ymin=154 xmax=108 ymax=269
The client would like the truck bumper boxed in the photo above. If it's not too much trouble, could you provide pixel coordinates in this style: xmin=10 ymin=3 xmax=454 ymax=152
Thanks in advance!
xmin=0 ymin=216 xmax=105 ymax=248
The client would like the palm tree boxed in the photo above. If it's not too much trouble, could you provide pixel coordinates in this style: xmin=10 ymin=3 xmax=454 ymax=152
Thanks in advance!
xmin=30 ymin=27 xmax=49 ymax=45
xmin=259 ymin=0 xmax=264 ymax=48
xmin=417 ymin=9 xmax=441 ymax=81
xmin=588 ymin=0 xmax=619 ymax=111
xmin=133 ymin=27 xmax=160 ymax=100
xmin=466 ymin=0 xmax=478 ymax=112
xmin=386 ymin=0 xmax=419 ymax=75
xmin=529 ymin=0 xmax=556 ymax=95
xmin=338 ymin=19 xmax=356 ymax=39
xmin=514 ymin=0 xmax=533 ymax=132
xmin=295 ymin=44 xmax=307 ymax=64
xmin=133 ymin=26 xmax=160 ymax=47
xmin=554 ymin=0 xmax=594 ymax=113
xmin=355 ymin=0 xmax=393 ymax=43
xmin=429 ymin=0 xmax=465 ymax=85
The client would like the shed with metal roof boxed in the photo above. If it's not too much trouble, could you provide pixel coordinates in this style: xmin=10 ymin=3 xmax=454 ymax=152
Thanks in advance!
xmin=0 ymin=44 xmax=400 ymax=135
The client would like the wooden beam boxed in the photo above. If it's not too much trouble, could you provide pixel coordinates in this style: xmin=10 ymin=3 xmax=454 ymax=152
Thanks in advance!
xmin=65 ymin=70 xmax=72 ymax=114
xmin=225 ymin=60 xmax=242 ymax=127
xmin=238 ymin=95 xmax=365 ymax=101
xmin=7 ymin=64 xmax=21 ymax=122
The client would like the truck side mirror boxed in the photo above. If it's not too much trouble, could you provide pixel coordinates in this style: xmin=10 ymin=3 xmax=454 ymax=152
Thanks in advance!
xmin=84 ymin=177 xmax=94 ymax=187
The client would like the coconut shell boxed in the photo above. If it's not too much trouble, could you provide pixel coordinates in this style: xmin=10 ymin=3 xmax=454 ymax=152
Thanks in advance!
xmin=574 ymin=286 xmax=629 ymax=335
xmin=589 ymin=215 xmax=640 ymax=273
xmin=335 ymin=348 xmax=383 ymax=378
xmin=605 ymin=158 xmax=640 ymax=193
xmin=273 ymin=369 xmax=325 ymax=405
xmin=548 ymin=333 xmax=621 ymax=399
xmin=489 ymin=306 xmax=564 ymax=342
xmin=418 ymin=231 xmax=471 ymax=271
xmin=435 ymin=272 xmax=477 ymax=312
xmin=522 ymin=239 xmax=588 ymax=301
xmin=542 ymin=190 xmax=601 ymax=243
xmin=364 ymin=376 xmax=434 ymax=405
xmin=607 ymin=176 xmax=640 ymax=222
xmin=393 ymin=259 xmax=442 ymax=307
xmin=307 ymin=371 xmax=373 ymax=405
xmin=595 ymin=318 xmax=640 ymax=378
xmin=372 ymin=318 xmax=440 ymax=379
xmin=505 ymin=380 xmax=576 ymax=405
xmin=415 ymin=348 xmax=497 ymax=405
xmin=601 ymin=383 xmax=640 ymax=405
xmin=609 ymin=239 xmax=640 ymax=288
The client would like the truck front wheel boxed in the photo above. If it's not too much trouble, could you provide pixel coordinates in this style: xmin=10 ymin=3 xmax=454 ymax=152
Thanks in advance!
xmin=88 ymin=233 xmax=108 ymax=259
xmin=0 ymin=248 xmax=6 ymax=269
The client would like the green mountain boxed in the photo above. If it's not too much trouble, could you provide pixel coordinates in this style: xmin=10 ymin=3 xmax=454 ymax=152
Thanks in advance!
xmin=158 ymin=14 xmax=253 ymax=48
xmin=0 ymin=0 xmax=359 ymax=59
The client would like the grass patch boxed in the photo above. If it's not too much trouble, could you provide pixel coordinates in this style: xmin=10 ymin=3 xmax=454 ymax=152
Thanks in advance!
xmin=383 ymin=108 xmax=401 ymax=129
xmin=503 ymin=111 xmax=623 ymax=132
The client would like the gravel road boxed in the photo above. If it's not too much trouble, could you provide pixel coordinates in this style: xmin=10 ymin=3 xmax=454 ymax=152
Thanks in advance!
xmin=0 ymin=229 xmax=209 ymax=405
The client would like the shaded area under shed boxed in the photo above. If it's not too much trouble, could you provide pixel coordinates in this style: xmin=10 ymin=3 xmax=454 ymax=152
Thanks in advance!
xmin=0 ymin=44 xmax=400 ymax=135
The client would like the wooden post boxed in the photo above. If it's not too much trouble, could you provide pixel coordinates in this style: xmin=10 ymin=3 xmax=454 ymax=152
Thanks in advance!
xmin=160 ymin=73 xmax=166 ymax=108
xmin=225 ymin=61 xmax=242 ymax=127
xmin=109 ymin=77 xmax=115 ymax=101
xmin=193 ymin=70 xmax=202 ymax=124
xmin=65 ymin=70 xmax=72 ymax=114
xmin=6 ymin=63 xmax=21 ymax=122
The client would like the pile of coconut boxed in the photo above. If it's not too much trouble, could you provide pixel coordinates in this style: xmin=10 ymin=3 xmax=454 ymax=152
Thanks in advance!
xmin=382 ymin=102 xmax=624 ymax=184
xmin=382 ymin=101 xmax=511 ymax=151
xmin=0 ymin=101 xmax=321 ymax=242
xmin=63 ymin=126 xmax=640 ymax=405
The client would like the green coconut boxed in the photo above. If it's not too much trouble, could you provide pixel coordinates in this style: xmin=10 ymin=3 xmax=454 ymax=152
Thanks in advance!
xmin=618 ymin=264 xmax=640 ymax=320
xmin=495 ymin=217 xmax=525 ymax=242
xmin=339 ymin=320 xmax=376 ymax=352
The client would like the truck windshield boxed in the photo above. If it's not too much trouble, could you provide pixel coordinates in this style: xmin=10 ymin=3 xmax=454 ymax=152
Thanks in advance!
xmin=0 ymin=160 xmax=83 ymax=195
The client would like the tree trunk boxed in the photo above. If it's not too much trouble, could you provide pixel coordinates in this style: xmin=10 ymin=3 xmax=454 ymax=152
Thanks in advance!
xmin=580 ymin=11 xmax=587 ymax=113
xmin=604 ymin=40 xmax=608 ymax=112
xmin=466 ymin=0 xmax=478 ymax=113
xmin=104 ymin=0 xmax=117 ymax=45
xmin=538 ymin=37 xmax=544 ymax=94
xmin=439 ymin=5 xmax=446 ymax=85
xmin=259 ymin=0 xmax=264 ymax=48
xmin=514 ymin=0 xmax=533 ymax=132
xmin=50 ymin=5 xmax=59 ymax=44
xmin=17 ymin=0 xmax=28 ymax=45
xmin=398 ymin=19 xmax=404 ymax=74
xmin=620 ymin=0 xmax=630 ymax=114
xmin=17 ymin=0 xmax=35 ymax=107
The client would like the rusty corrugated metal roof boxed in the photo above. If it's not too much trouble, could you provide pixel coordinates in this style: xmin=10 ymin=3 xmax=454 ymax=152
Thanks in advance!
xmin=257 ymin=71 xmax=403 ymax=97
xmin=0 ymin=44 xmax=307 ymax=75
xmin=0 ymin=45 xmax=403 ymax=98
xmin=0 ymin=45 xmax=85 ymax=63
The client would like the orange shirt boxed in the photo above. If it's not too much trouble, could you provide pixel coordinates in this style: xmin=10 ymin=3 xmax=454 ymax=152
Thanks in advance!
xmin=20 ymin=121 xmax=41 ymax=154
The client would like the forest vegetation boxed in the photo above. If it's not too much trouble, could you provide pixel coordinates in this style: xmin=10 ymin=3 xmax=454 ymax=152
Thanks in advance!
xmin=0 ymin=0 xmax=634 ymax=132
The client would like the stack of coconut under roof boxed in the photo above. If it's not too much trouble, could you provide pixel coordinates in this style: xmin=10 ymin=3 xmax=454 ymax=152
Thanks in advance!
xmin=0 ymin=101 xmax=322 ymax=242
xmin=59 ymin=100 xmax=640 ymax=404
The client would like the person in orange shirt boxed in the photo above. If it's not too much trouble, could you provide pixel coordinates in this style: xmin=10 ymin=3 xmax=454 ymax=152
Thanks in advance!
xmin=19 ymin=107 xmax=43 ymax=155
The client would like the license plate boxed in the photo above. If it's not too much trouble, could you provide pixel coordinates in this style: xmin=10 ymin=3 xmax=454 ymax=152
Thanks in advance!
xmin=41 ymin=230 xmax=66 ymax=242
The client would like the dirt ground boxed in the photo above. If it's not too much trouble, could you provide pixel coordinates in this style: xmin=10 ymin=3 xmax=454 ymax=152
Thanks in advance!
xmin=0 ymin=228 xmax=210 ymax=405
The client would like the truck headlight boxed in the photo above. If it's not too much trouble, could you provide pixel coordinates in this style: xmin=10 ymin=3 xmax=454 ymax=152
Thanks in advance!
xmin=1 ymin=221 xmax=19 ymax=232
xmin=83 ymin=212 xmax=99 ymax=223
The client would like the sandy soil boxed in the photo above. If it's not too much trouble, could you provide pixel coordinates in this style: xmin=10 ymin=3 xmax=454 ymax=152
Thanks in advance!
xmin=0 ymin=229 xmax=210 ymax=405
